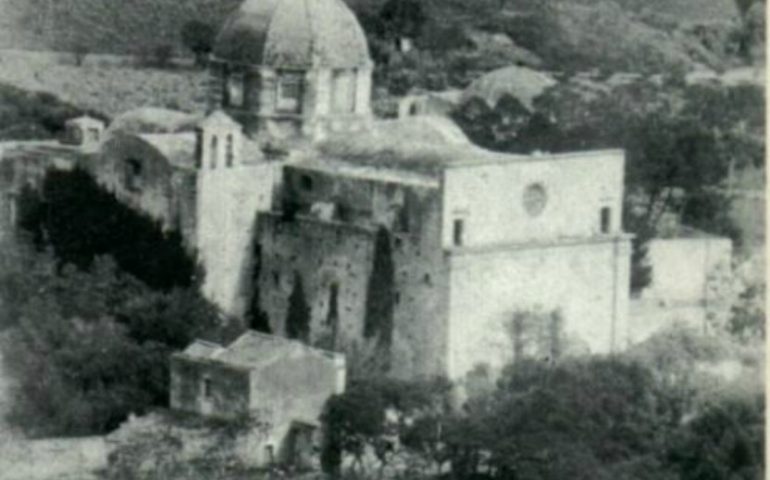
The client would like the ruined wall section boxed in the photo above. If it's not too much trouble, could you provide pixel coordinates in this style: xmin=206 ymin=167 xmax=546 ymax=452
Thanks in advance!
xmin=256 ymin=213 xmax=375 ymax=350
xmin=258 ymin=168 xmax=450 ymax=379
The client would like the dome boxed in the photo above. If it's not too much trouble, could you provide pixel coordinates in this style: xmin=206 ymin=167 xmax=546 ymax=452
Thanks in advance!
xmin=213 ymin=0 xmax=371 ymax=69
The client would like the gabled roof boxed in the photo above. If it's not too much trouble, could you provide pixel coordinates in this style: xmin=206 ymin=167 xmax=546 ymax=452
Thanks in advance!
xmin=177 ymin=331 xmax=343 ymax=371
xmin=198 ymin=110 xmax=241 ymax=130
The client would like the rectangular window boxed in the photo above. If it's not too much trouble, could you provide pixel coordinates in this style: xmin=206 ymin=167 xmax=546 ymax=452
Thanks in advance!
xmin=203 ymin=377 xmax=213 ymax=398
xmin=600 ymin=207 xmax=611 ymax=234
xmin=277 ymin=72 xmax=303 ymax=113
xmin=453 ymin=219 xmax=464 ymax=246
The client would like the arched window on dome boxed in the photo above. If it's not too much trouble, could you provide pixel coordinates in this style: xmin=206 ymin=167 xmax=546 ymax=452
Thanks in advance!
xmin=210 ymin=135 xmax=218 ymax=169
xmin=276 ymin=71 xmax=303 ymax=114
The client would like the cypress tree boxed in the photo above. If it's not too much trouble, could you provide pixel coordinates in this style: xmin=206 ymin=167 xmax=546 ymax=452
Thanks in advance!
xmin=286 ymin=272 xmax=310 ymax=342
xmin=363 ymin=227 xmax=395 ymax=359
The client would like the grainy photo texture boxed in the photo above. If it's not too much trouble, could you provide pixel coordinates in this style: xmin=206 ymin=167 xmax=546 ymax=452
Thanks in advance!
xmin=0 ymin=0 xmax=765 ymax=478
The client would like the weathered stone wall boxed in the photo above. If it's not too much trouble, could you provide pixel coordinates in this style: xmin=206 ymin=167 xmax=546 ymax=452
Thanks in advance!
xmin=170 ymin=356 xmax=251 ymax=419
xmin=441 ymin=150 xmax=625 ymax=248
xmin=257 ymin=213 xmax=375 ymax=348
xmin=259 ymin=169 xmax=448 ymax=378
xmin=445 ymin=237 xmax=631 ymax=379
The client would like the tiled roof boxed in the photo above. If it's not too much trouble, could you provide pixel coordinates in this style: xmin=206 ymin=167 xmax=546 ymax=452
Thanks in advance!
xmin=179 ymin=331 xmax=342 ymax=371
xmin=213 ymin=0 xmax=370 ymax=68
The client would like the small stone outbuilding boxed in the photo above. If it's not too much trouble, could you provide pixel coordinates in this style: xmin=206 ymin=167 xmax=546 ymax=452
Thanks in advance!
xmin=170 ymin=330 xmax=346 ymax=466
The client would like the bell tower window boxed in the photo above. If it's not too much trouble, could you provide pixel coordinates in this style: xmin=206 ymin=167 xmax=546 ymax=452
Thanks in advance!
xmin=210 ymin=136 xmax=218 ymax=169
xmin=276 ymin=72 xmax=303 ymax=113
xmin=226 ymin=134 xmax=234 ymax=167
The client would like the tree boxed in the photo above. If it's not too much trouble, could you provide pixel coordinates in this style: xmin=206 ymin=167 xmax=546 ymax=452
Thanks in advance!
xmin=668 ymin=394 xmax=764 ymax=480
xmin=245 ymin=242 xmax=271 ymax=333
xmin=363 ymin=227 xmax=395 ymax=366
xmin=286 ymin=272 xmax=310 ymax=342
xmin=0 ymin=238 xmax=229 ymax=436
xmin=379 ymin=0 xmax=427 ymax=40
xmin=25 ymin=168 xmax=199 ymax=290
xmin=181 ymin=20 xmax=216 ymax=66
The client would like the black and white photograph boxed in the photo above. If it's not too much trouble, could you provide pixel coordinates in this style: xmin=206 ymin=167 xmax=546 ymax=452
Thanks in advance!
xmin=0 ymin=0 xmax=765 ymax=478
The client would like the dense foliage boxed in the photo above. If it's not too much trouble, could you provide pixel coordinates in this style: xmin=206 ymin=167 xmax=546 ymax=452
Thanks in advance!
xmin=0 ymin=168 xmax=241 ymax=436
xmin=21 ymin=168 xmax=198 ymax=290
xmin=322 ymin=331 xmax=764 ymax=479
xmin=0 ymin=241 xmax=235 ymax=436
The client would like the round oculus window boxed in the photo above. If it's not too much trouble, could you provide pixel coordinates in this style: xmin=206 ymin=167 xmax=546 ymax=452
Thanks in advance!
xmin=523 ymin=183 xmax=547 ymax=216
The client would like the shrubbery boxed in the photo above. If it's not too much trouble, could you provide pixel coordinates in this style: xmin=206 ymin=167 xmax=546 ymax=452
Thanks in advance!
xmin=322 ymin=327 xmax=764 ymax=479
xmin=22 ymin=168 xmax=198 ymax=290
xmin=0 ymin=168 xmax=241 ymax=437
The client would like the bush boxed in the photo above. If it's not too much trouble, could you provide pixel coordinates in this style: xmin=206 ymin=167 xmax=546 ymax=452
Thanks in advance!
xmin=0 ymin=247 xmax=227 ymax=436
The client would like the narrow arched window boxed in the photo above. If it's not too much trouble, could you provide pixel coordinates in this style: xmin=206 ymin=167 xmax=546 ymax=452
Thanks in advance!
xmin=210 ymin=135 xmax=218 ymax=169
xmin=226 ymin=134 xmax=234 ymax=167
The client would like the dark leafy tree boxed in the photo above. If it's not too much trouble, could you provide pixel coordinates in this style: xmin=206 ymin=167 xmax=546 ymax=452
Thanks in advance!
xmin=286 ymin=272 xmax=310 ymax=342
xmin=379 ymin=0 xmax=427 ymax=40
xmin=668 ymin=394 xmax=764 ymax=480
xmin=245 ymin=242 xmax=271 ymax=333
xmin=181 ymin=20 xmax=216 ymax=66
xmin=0 ymin=244 xmax=227 ymax=436
xmin=363 ymin=227 xmax=395 ymax=364
xmin=28 ymin=168 xmax=198 ymax=290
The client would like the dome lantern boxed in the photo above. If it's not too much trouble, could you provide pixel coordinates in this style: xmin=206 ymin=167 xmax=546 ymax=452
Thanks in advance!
xmin=209 ymin=0 xmax=373 ymax=139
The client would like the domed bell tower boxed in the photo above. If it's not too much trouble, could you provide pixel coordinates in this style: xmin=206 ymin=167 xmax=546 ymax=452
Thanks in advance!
xmin=209 ymin=0 xmax=373 ymax=141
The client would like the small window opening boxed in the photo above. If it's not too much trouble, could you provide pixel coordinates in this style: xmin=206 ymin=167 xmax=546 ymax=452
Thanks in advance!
xmin=424 ymin=273 xmax=432 ymax=286
xmin=453 ymin=219 xmax=464 ymax=246
xmin=277 ymin=72 xmax=303 ymax=113
xmin=226 ymin=134 xmax=234 ymax=167
xmin=210 ymin=135 xmax=218 ymax=169
xmin=272 ymin=271 xmax=280 ymax=287
xmin=203 ymin=377 xmax=213 ymax=398
xmin=87 ymin=127 xmax=100 ymax=142
xmin=600 ymin=207 xmax=611 ymax=234
xmin=125 ymin=158 xmax=142 ymax=192
xmin=299 ymin=174 xmax=313 ymax=192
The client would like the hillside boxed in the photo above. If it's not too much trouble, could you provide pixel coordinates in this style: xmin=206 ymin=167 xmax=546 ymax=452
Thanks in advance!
xmin=0 ymin=0 xmax=760 ymax=75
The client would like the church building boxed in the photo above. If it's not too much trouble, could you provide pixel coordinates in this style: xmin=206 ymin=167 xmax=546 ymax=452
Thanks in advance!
xmin=91 ymin=0 xmax=632 ymax=381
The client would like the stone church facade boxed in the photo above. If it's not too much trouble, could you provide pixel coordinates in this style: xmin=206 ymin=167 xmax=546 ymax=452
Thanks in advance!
xmin=86 ymin=0 xmax=632 ymax=381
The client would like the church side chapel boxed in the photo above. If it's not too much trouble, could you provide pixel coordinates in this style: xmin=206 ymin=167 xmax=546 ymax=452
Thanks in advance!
xmin=89 ymin=0 xmax=632 ymax=383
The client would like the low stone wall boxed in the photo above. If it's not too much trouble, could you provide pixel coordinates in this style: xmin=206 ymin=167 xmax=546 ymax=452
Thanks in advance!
xmin=0 ymin=436 xmax=107 ymax=480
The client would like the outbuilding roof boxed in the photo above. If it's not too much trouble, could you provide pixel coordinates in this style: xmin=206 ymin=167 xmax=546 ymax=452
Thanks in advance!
xmin=178 ymin=331 xmax=343 ymax=371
